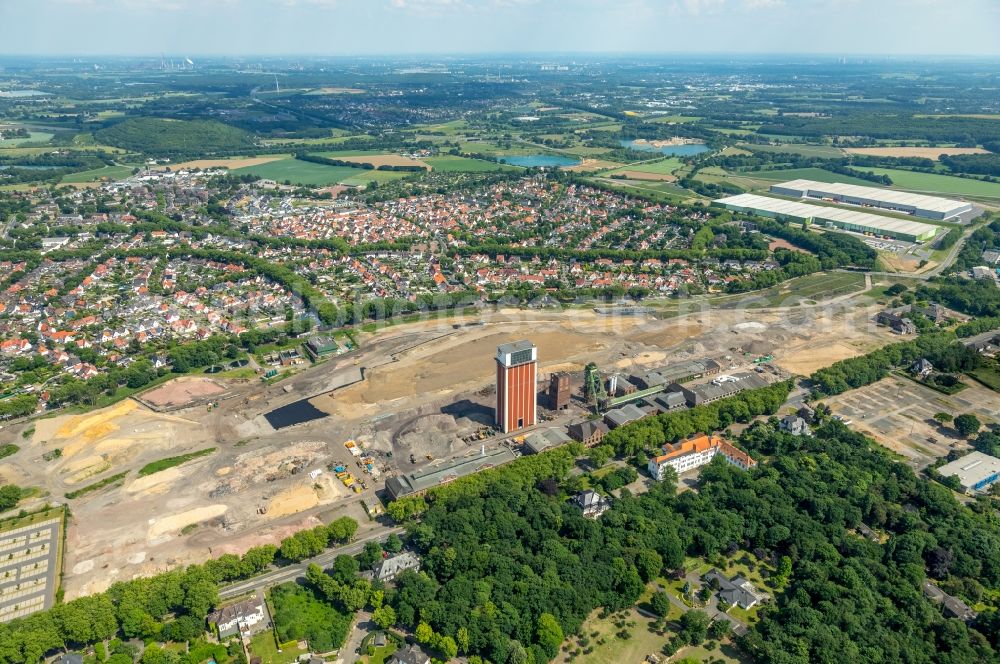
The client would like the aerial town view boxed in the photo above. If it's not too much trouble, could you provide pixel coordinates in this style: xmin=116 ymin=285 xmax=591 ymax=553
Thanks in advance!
xmin=2 ymin=1 xmax=1000 ymax=663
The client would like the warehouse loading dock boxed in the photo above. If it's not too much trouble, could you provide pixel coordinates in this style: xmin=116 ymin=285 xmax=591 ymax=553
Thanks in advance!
xmin=768 ymin=178 xmax=973 ymax=220
xmin=714 ymin=193 xmax=940 ymax=243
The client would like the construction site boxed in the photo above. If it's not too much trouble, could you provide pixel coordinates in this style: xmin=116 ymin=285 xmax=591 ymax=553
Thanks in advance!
xmin=0 ymin=293 xmax=901 ymax=600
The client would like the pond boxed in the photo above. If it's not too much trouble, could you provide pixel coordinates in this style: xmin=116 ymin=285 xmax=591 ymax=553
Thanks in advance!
xmin=620 ymin=139 xmax=710 ymax=156
xmin=498 ymin=154 xmax=581 ymax=168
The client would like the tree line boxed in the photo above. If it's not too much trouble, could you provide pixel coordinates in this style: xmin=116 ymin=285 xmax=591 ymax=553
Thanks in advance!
xmin=0 ymin=516 xmax=357 ymax=663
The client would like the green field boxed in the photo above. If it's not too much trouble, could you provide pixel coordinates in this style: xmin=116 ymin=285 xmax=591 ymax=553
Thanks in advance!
xmin=0 ymin=131 xmax=54 ymax=147
xmin=138 ymin=448 xmax=216 ymax=477
xmin=605 ymin=157 xmax=683 ymax=176
xmin=61 ymin=164 xmax=135 ymax=183
xmin=712 ymin=271 xmax=867 ymax=310
xmin=968 ymin=366 xmax=1000 ymax=392
xmin=424 ymin=155 xmax=521 ymax=172
xmin=742 ymin=167 xmax=877 ymax=186
xmin=65 ymin=472 xmax=129 ymax=500
xmin=232 ymin=158 xmax=412 ymax=186
xmin=856 ymin=167 xmax=1000 ymax=200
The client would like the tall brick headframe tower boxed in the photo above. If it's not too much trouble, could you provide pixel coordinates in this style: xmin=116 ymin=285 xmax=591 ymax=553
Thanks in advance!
xmin=496 ymin=340 xmax=537 ymax=434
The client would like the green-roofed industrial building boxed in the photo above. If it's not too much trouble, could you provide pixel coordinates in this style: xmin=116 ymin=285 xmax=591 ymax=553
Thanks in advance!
xmin=305 ymin=335 xmax=339 ymax=360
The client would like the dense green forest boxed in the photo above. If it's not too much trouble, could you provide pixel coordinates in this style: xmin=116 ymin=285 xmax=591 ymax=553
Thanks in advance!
xmin=756 ymin=115 xmax=1000 ymax=145
xmin=0 ymin=517 xmax=357 ymax=663
xmin=384 ymin=415 xmax=1000 ymax=663
xmin=94 ymin=118 xmax=255 ymax=157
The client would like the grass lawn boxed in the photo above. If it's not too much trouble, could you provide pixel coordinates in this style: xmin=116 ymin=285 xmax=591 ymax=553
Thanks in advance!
xmin=742 ymin=167 xmax=876 ymax=186
xmin=855 ymin=167 xmax=1000 ymax=200
xmin=968 ymin=366 xmax=1000 ymax=392
xmin=424 ymin=155 xmax=520 ymax=172
xmin=360 ymin=644 xmax=399 ymax=664
xmin=248 ymin=632 xmax=308 ymax=664
xmin=61 ymin=164 xmax=134 ymax=183
xmin=0 ymin=506 xmax=65 ymax=535
xmin=675 ymin=642 xmax=748 ymax=664
xmin=138 ymin=447 xmax=216 ymax=477
xmin=557 ymin=607 xmax=670 ymax=664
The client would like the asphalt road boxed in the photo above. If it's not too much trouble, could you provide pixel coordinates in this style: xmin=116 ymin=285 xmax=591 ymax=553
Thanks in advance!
xmin=219 ymin=526 xmax=404 ymax=600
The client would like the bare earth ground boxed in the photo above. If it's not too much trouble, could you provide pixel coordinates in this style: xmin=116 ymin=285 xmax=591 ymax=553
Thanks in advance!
xmin=155 ymin=156 xmax=285 ymax=171
xmin=337 ymin=155 xmax=430 ymax=169
xmin=0 ymin=295 xmax=895 ymax=599
xmin=140 ymin=376 xmax=227 ymax=408
xmin=823 ymin=375 xmax=999 ymax=469
xmin=880 ymin=253 xmax=938 ymax=275
xmin=844 ymin=147 xmax=989 ymax=159
xmin=565 ymin=159 xmax=623 ymax=172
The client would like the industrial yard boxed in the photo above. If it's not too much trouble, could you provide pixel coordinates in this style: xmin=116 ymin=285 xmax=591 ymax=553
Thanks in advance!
xmin=0 ymin=292 xmax=898 ymax=600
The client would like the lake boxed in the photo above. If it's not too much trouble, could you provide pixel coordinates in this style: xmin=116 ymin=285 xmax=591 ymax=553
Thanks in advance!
xmin=620 ymin=139 xmax=710 ymax=156
xmin=499 ymin=155 xmax=581 ymax=168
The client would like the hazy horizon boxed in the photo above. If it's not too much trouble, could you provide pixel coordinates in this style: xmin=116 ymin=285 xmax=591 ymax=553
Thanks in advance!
xmin=3 ymin=0 xmax=999 ymax=58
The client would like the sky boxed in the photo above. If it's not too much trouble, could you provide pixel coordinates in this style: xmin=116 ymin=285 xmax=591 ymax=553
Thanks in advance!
xmin=1 ymin=0 xmax=999 ymax=57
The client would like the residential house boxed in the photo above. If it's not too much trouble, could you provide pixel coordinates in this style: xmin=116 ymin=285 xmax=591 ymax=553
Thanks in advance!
xmin=912 ymin=358 xmax=934 ymax=378
xmin=779 ymin=415 xmax=809 ymax=436
xmin=876 ymin=310 xmax=917 ymax=335
xmin=374 ymin=552 xmax=421 ymax=583
xmin=206 ymin=597 xmax=267 ymax=639
xmin=922 ymin=581 xmax=977 ymax=622
xmin=389 ymin=645 xmax=431 ymax=664
xmin=703 ymin=569 xmax=766 ymax=610
xmin=573 ymin=489 xmax=611 ymax=519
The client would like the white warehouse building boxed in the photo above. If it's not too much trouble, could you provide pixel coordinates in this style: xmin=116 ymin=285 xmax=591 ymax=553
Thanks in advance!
xmin=937 ymin=451 xmax=1000 ymax=494
xmin=714 ymin=193 xmax=940 ymax=243
xmin=769 ymin=179 xmax=973 ymax=221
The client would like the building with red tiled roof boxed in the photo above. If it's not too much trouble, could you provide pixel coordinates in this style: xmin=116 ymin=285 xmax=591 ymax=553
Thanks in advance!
xmin=648 ymin=433 xmax=756 ymax=480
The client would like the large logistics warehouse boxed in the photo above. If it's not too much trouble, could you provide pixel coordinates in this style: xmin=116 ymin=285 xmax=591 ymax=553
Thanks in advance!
xmin=714 ymin=193 xmax=940 ymax=243
xmin=769 ymin=178 xmax=973 ymax=220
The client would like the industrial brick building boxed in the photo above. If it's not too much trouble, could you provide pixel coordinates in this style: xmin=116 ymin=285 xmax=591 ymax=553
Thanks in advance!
xmin=496 ymin=340 xmax=538 ymax=434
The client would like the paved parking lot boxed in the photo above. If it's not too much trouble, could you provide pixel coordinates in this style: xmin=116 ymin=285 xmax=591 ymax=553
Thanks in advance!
xmin=824 ymin=375 xmax=1000 ymax=469
xmin=0 ymin=516 xmax=61 ymax=623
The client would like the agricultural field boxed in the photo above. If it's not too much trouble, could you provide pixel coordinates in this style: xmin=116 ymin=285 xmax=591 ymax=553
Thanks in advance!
xmin=602 ymin=158 xmax=683 ymax=181
xmin=60 ymin=164 xmax=134 ymax=184
xmin=423 ymin=155 xmax=521 ymax=172
xmin=740 ymin=167 xmax=879 ymax=186
xmin=856 ymin=167 xmax=1000 ymax=200
xmin=0 ymin=131 xmax=54 ymax=146
xmin=844 ymin=146 xmax=990 ymax=160
xmin=158 ymin=156 xmax=286 ymax=171
xmin=231 ymin=158 xmax=411 ymax=186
